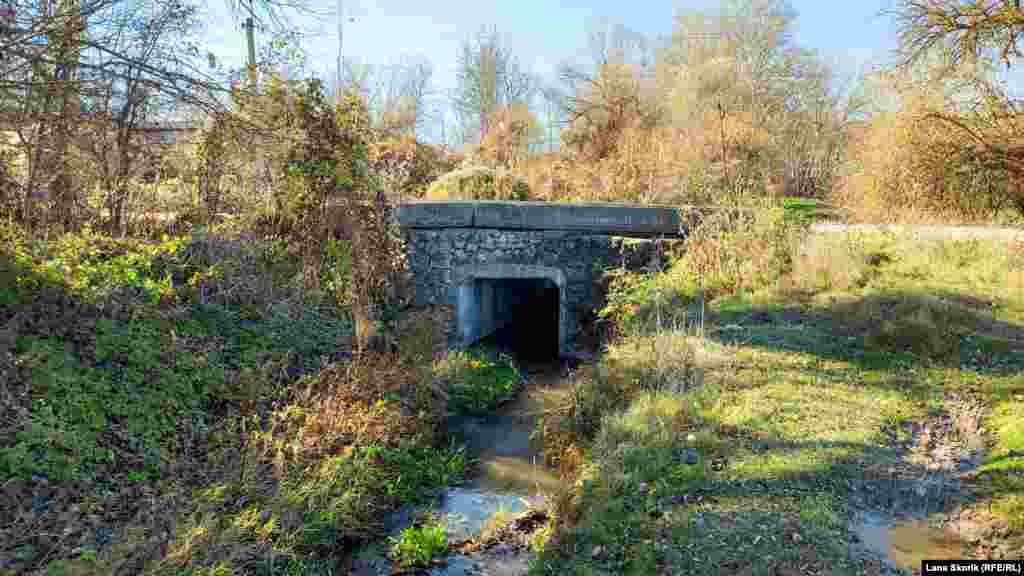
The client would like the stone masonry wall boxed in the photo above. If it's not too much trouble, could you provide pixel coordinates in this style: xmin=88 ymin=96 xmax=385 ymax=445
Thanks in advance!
xmin=403 ymin=227 xmax=676 ymax=352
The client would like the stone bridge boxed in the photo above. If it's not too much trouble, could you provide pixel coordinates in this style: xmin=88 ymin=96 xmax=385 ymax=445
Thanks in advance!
xmin=397 ymin=201 xmax=690 ymax=359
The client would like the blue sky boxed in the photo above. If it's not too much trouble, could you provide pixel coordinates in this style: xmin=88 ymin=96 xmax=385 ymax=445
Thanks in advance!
xmin=203 ymin=0 xmax=902 ymax=85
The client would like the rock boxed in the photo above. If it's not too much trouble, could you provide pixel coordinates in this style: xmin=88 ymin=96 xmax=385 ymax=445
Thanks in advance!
xmin=638 ymin=482 xmax=650 ymax=494
xmin=591 ymin=545 xmax=606 ymax=560
xmin=791 ymin=533 xmax=802 ymax=544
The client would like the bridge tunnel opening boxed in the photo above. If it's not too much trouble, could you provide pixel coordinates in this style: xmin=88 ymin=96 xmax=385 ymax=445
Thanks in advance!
xmin=456 ymin=277 xmax=561 ymax=363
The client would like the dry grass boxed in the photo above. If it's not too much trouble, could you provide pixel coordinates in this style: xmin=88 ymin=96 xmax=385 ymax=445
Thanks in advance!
xmin=784 ymin=231 xmax=880 ymax=294
xmin=680 ymin=202 xmax=802 ymax=298
xmin=603 ymin=330 xmax=702 ymax=394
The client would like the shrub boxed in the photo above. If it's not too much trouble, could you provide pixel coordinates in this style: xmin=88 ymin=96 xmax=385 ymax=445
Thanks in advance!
xmin=599 ymin=267 xmax=700 ymax=335
xmin=536 ymin=363 xmax=636 ymax=475
xmin=369 ymin=136 xmax=455 ymax=199
xmin=828 ymin=292 xmax=979 ymax=361
xmin=602 ymin=330 xmax=701 ymax=394
xmin=834 ymin=74 xmax=1024 ymax=224
xmin=259 ymin=351 xmax=438 ymax=466
xmin=0 ymin=226 xmax=353 ymax=486
xmin=279 ymin=444 xmax=466 ymax=552
xmin=784 ymin=231 xmax=881 ymax=295
xmin=425 ymin=166 xmax=530 ymax=201
xmin=680 ymin=204 xmax=800 ymax=297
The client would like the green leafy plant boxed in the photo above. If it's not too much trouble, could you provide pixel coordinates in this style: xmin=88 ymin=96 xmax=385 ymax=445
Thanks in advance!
xmin=434 ymin=350 xmax=521 ymax=416
xmin=390 ymin=521 xmax=448 ymax=569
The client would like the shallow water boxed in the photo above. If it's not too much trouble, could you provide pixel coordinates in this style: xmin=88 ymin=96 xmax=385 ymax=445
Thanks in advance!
xmin=350 ymin=358 xmax=569 ymax=575
xmin=433 ymin=549 xmax=534 ymax=576
xmin=854 ymin=512 xmax=966 ymax=573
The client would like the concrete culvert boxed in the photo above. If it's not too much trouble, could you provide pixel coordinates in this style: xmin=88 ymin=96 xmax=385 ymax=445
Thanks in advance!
xmin=454 ymin=266 xmax=567 ymax=362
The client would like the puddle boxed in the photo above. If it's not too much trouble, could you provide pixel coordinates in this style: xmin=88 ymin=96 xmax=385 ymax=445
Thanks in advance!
xmin=850 ymin=396 xmax=991 ymax=573
xmin=432 ymin=488 xmax=537 ymax=542
xmin=435 ymin=552 xmax=533 ymax=576
xmin=854 ymin=512 xmax=966 ymax=573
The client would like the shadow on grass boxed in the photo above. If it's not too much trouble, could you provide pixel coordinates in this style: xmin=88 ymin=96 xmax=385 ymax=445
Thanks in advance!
xmin=707 ymin=288 xmax=1024 ymax=381
xmin=547 ymin=413 xmax=997 ymax=576
xmin=534 ymin=282 xmax=1024 ymax=574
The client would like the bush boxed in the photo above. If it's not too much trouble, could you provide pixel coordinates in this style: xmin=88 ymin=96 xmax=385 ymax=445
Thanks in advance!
xmin=535 ymin=363 xmax=635 ymax=478
xmin=369 ymin=136 xmax=456 ymax=199
xmin=784 ymin=231 xmax=884 ymax=295
xmin=599 ymin=267 xmax=700 ymax=335
xmin=680 ymin=204 xmax=800 ymax=297
xmin=834 ymin=76 xmax=1024 ymax=225
xmin=425 ymin=166 xmax=530 ymax=201
xmin=0 ymin=227 xmax=353 ymax=486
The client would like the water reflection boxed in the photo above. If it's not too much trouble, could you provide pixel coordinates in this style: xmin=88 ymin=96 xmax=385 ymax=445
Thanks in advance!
xmin=854 ymin=512 xmax=965 ymax=572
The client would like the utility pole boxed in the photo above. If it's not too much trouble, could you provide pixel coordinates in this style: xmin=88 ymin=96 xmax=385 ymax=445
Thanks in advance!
xmin=336 ymin=0 xmax=342 ymax=102
xmin=335 ymin=0 xmax=355 ymax=104
xmin=242 ymin=0 xmax=257 ymax=88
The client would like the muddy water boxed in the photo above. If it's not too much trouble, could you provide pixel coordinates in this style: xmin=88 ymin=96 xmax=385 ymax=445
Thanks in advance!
xmin=849 ymin=398 xmax=989 ymax=574
xmin=349 ymin=358 xmax=571 ymax=575
xmin=854 ymin=512 xmax=966 ymax=573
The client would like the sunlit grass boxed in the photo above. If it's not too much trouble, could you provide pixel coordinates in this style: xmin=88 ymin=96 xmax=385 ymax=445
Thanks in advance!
xmin=531 ymin=229 xmax=1024 ymax=574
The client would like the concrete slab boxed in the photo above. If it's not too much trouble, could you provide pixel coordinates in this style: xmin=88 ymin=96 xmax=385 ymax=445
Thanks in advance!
xmin=397 ymin=201 xmax=687 ymax=237
xmin=397 ymin=201 xmax=476 ymax=228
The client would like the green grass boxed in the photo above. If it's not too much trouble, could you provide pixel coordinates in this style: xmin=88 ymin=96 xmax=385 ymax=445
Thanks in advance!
xmin=531 ymin=228 xmax=1024 ymax=574
xmin=781 ymin=197 xmax=845 ymax=226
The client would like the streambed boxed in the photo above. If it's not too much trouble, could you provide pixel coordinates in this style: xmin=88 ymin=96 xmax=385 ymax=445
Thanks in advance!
xmin=347 ymin=357 xmax=571 ymax=575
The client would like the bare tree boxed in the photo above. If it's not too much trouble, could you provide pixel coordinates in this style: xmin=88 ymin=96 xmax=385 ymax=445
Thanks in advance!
xmin=329 ymin=55 xmax=436 ymax=139
xmin=75 ymin=0 xmax=200 ymax=234
xmin=0 ymin=0 xmax=316 ymax=230
xmin=452 ymin=26 xmax=533 ymax=144
xmin=891 ymin=0 xmax=1024 ymax=211
xmin=380 ymin=55 xmax=434 ymax=137
xmin=656 ymin=0 xmax=857 ymax=196
xmin=894 ymin=0 xmax=1024 ymax=71
xmin=557 ymin=19 xmax=662 ymax=161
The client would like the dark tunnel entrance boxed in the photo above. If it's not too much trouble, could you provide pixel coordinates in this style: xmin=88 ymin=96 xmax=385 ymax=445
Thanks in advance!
xmin=455 ymin=276 xmax=562 ymax=362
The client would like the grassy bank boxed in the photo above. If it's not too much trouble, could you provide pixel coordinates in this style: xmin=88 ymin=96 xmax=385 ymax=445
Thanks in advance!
xmin=0 ymin=223 xmax=522 ymax=575
xmin=532 ymin=222 xmax=1024 ymax=574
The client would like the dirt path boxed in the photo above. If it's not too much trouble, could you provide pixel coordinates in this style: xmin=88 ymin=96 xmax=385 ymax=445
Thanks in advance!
xmin=811 ymin=222 xmax=1024 ymax=242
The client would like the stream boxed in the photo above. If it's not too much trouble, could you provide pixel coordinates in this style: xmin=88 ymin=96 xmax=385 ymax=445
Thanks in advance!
xmin=345 ymin=324 xmax=1003 ymax=575
xmin=347 ymin=347 xmax=573 ymax=576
